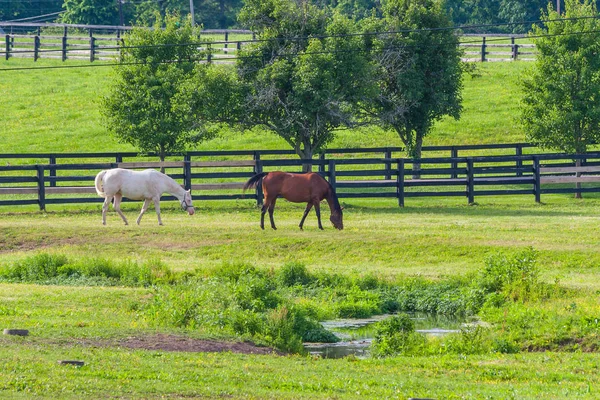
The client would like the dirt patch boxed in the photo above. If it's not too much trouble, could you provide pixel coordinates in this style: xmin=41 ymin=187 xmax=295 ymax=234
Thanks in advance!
xmin=118 ymin=334 xmax=281 ymax=355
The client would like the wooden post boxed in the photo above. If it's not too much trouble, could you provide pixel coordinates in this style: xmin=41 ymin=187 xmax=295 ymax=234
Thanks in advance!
xmin=5 ymin=34 xmax=9 ymax=60
xmin=328 ymin=160 xmax=337 ymax=190
xmin=511 ymin=37 xmax=519 ymax=60
xmin=115 ymin=154 xmax=123 ymax=163
xmin=385 ymin=148 xmax=392 ymax=180
xmin=49 ymin=156 xmax=56 ymax=187
xmin=62 ymin=27 xmax=68 ymax=61
xmin=254 ymin=152 xmax=263 ymax=206
xmin=466 ymin=158 xmax=474 ymax=204
xmin=89 ymin=29 xmax=95 ymax=62
xmin=207 ymin=43 xmax=212 ymax=64
xmin=318 ymin=153 xmax=325 ymax=174
xmin=34 ymin=35 xmax=40 ymax=61
xmin=37 ymin=165 xmax=46 ymax=211
xmin=184 ymin=155 xmax=192 ymax=191
xmin=397 ymin=159 xmax=405 ymax=207
xmin=533 ymin=156 xmax=541 ymax=203
xmin=516 ymin=145 xmax=523 ymax=177
xmin=451 ymin=147 xmax=458 ymax=179
xmin=481 ymin=36 xmax=486 ymax=62
xmin=224 ymin=31 xmax=229 ymax=53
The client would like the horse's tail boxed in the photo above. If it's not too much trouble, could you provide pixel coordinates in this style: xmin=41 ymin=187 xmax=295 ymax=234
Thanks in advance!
xmin=243 ymin=172 xmax=268 ymax=193
xmin=94 ymin=170 xmax=107 ymax=197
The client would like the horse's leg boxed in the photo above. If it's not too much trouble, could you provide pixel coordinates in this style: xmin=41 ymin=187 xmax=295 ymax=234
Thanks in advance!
xmin=260 ymin=203 xmax=267 ymax=230
xmin=314 ymin=202 xmax=324 ymax=230
xmin=136 ymin=198 xmax=151 ymax=225
xmin=268 ymin=198 xmax=277 ymax=230
xmin=102 ymin=195 xmax=113 ymax=225
xmin=112 ymin=194 xmax=129 ymax=225
xmin=153 ymin=197 xmax=163 ymax=226
xmin=299 ymin=203 xmax=313 ymax=230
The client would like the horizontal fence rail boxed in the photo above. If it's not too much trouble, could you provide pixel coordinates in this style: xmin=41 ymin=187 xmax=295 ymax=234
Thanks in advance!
xmin=0 ymin=23 xmax=535 ymax=63
xmin=2 ymin=147 xmax=600 ymax=210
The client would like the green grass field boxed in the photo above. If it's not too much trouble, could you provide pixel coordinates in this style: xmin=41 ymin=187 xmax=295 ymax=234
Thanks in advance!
xmin=3 ymin=58 xmax=600 ymax=399
xmin=0 ymin=58 xmax=531 ymax=153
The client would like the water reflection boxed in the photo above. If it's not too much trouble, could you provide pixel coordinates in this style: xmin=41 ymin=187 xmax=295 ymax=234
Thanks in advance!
xmin=304 ymin=313 xmax=466 ymax=359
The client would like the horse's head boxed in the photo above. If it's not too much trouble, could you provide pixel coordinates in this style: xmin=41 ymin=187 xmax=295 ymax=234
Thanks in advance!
xmin=181 ymin=190 xmax=195 ymax=215
xmin=330 ymin=208 xmax=343 ymax=230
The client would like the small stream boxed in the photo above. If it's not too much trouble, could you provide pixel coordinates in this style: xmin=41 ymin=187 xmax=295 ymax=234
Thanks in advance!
xmin=304 ymin=313 xmax=467 ymax=359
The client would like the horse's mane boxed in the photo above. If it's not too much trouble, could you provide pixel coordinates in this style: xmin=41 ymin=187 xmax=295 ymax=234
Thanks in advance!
xmin=325 ymin=179 xmax=342 ymax=214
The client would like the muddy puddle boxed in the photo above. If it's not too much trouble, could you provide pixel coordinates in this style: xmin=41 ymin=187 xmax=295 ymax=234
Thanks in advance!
xmin=304 ymin=313 xmax=468 ymax=359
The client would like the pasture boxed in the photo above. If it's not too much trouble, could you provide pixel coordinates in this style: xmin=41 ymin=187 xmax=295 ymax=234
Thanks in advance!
xmin=2 ymin=195 xmax=600 ymax=398
xmin=2 ymin=57 xmax=600 ymax=398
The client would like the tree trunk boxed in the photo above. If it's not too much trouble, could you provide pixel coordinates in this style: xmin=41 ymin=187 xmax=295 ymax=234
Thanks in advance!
xmin=411 ymin=133 xmax=424 ymax=180
xmin=575 ymin=158 xmax=582 ymax=199
xmin=159 ymin=148 xmax=166 ymax=174
xmin=297 ymin=145 xmax=314 ymax=173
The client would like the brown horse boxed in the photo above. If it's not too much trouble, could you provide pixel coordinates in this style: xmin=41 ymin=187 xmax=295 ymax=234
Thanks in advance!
xmin=243 ymin=171 xmax=343 ymax=230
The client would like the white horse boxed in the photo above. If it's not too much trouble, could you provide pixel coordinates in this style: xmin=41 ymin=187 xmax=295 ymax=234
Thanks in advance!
xmin=94 ymin=168 xmax=195 ymax=226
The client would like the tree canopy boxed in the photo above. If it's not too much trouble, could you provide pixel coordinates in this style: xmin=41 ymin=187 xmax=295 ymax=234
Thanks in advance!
xmin=231 ymin=0 xmax=375 ymax=167
xmin=362 ymin=0 xmax=464 ymax=160
xmin=101 ymin=14 xmax=213 ymax=162
xmin=520 ymin=0 xmax=600 ymax=155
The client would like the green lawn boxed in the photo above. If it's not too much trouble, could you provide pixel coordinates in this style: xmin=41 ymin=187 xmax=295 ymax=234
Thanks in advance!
xmin=4 ymin=57 xmax=600 ymax=399
xmin=0 ymin=58 xmax=532 ymax=154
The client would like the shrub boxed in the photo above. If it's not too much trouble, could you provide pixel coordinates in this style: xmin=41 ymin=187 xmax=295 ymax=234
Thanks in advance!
xmin=370 ymin=314 xmax=426 ymax=357
xmin=277 ymin=262 xmax=313 ymax=287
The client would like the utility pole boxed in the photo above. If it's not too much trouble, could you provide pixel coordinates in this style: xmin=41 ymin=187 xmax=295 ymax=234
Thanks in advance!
xmin=190 ymin=0 xmax=195 ymax=27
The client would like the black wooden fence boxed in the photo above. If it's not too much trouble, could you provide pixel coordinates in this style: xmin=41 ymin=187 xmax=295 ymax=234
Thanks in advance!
xmin=2 ymin=146 xmax=600 ymax=210
xmin=0 ymin=23 xmax=535 ymax=63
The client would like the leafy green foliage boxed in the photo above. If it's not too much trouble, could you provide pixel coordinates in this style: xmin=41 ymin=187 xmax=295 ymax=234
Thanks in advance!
xmin=362 ymin=0 xmax=464 ymax=159
xmin=233 ymin=0 xmax=375 ymax=163
xmin=101 ymin=14 xmax=214 ymax=161
xmin=371 ymin=313 xmax=427 ymax=356
xmin=520 ymin=0 xmax=600 ymax=155
xmin=0 ymin=253 xmax=175 ymax=286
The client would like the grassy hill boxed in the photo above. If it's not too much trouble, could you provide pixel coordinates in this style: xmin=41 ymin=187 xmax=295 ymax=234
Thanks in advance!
xmin=0 ymin=58 xmax=532 ymax=154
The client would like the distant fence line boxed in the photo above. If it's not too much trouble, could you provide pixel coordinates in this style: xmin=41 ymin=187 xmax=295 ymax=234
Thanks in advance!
xmin=1 ymin=145 xmax=600 ymax=211
xmin=0 ymin=22 xmax=535 ymax=63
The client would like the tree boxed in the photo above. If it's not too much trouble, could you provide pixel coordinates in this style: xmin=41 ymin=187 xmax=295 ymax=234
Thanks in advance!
xmin=520 ymin=0 xmax=600 ymax=197
xmin=362 ymin=0 xmax=463 ymax=172
xmin=61 ymin=0 xmax=121 ymax=25
xmin=233 ymin=0 xmax=374 ymax=170
xmin=101 ymin=14 xmax=213 ymax=165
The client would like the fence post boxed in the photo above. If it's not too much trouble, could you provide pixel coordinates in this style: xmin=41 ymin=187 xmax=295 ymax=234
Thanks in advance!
xmin=34 ymin=35 xmax=40 ymax=61
xmin=466 ymin=158 xmax=474 ymax=204
xmin=254 ymin=152 xmax=263 ymax=206
xmin=516 ymin=145 xmax=523 ymax=177
xmin=115 ymin=154 xmax=123 ymax=164
xmin=184 ymin=154 xmax=192 ymax=191
xmin=207 ymin=43 xmax=212 ymax=63
xmin=49 ymin=155 xmax=56 ymax=187
xmin=385 ymin=148 xmax=392 ymax=180
xmin=37 ymin=165 xmax=46 ymax=211
xmin=397 ymin=159 xmax=405 ymax=207
xmin=328 ymin=160 xmax=337 ymax=190
xmin=89 ymin=29 xmax=95 ymax=62
xmin=5 ymin=34 xmax=9 ymax=60
xmin=511 ymin=37 xmax=519 ymax=60
xmin=451 ymin=146 xmax=458 ymax=179
xmin=533 ymin=156 xmax=541 ymax=203
xmin=481 ymin=36 xmax=486 ymax=62
xmin=224 ymin=31 xmax=229 ymax=53
xmin=318 ymin=153 xmax=326 ymax=174
xmin=62 ymin=27 xmax=68 ymax=61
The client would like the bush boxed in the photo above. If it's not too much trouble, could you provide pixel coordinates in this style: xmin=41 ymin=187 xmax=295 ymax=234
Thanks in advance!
xmin=277 ymin=262 xmax=313 ymax=287
xmin=370 ymin=314 xmax=426 ymax=357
